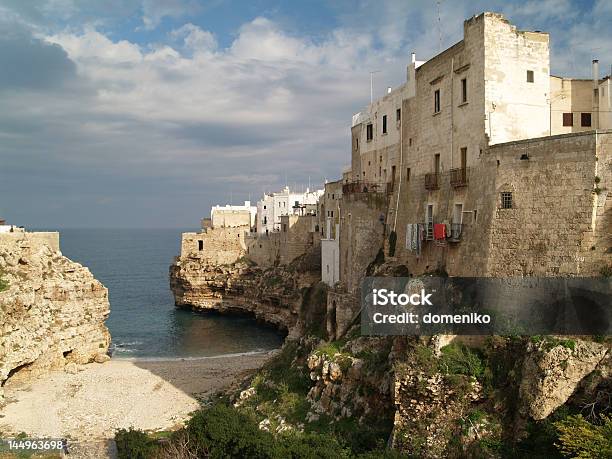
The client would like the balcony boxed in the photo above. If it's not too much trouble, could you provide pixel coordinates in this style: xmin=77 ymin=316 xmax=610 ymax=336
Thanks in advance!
xmin=342 ymin=181 xmax=393 ymax=194
xmin=449 ymin=223 xmax=463 ymax=241
xmin=424 ymin=172 xmax=440 ymax=190
xmin=450 ymin=167 xmax=469 ymax=187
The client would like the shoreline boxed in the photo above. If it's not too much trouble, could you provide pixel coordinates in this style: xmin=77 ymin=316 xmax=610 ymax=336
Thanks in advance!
xmin=110 ymin=348 xmax=278 ymax=362
xmin=0 ymin=352 xmax=273 ymax=441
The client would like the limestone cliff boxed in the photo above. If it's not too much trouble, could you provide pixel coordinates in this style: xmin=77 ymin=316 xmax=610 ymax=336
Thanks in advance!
xmin=0 ymin=236 xmax=110 ymax=400
xmin=169 ymin=249 xmax=322 ymax=338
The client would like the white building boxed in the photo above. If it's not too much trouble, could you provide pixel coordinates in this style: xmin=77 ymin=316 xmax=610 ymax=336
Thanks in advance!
xmin=256 ymin=187 xmax=323 ymax=235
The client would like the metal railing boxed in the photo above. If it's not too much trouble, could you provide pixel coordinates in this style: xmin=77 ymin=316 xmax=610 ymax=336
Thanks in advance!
xmin=450 ymin=168 xmax=469 ymax=187
xmin=342 ymin=181 xmax=392 ymax=194
xmin=450 ymin=223 xmax=463 ymax=241
xmin=424 ymin=172 xmax=440 ymax=190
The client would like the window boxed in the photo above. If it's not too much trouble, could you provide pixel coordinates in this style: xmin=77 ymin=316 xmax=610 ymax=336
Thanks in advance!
xmin=379 ymin=155 xmax=382 ymax=162
xmin=581 ymin=113 xmax=592 ymax=127
xmin=263 ymin=216 xmax=267 ymax=224
xmin=332 ymin=194 xmax=335 ymax=199
xmin=594 ymin=88 xmax=599 ymax=99
xmin=355 ymin=137 xmax=359 ymax=150
xmin=434 ymin=153 xmax=440 ymax=174
xmin=473 ymin=209 xmax=478 ymax=222
xmin=382 ymin=115 xmax=387 ymax=134
xmin=406 ymin=168 xmax=411 ymax=182
xmin=501 ymin=192 xmax=513 ymax=209
xmin=461 ymin=78 xmax=467 ymax=103
xmin=563 ymin=113 xmax=573 ymax=126
xmin=283 ymin=224 xmax=287 ymax=232
xmin=460 ymin=147 xmax=467 ymax=169
xmin=198 ymin=240 xmax=204 ymax=251
xmin=263 ymin=205 xmax=266 ymax=209
xmin=396 ymin=108 xmax=401 ymax=122
xmin=434 ymin=89 xmax=441 ymax=113
xmin=526 ymin=70 xmax=534 ymax=83
xmin=366 ymin=123 xmax=373 ymax=141
xmin=409 ymin=138 xmax=412 ymax=146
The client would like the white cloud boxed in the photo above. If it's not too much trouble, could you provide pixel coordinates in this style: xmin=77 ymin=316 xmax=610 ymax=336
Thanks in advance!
xmin=170 ymin=23 xmax=217 ymax=53
xmin=141 ymin=0 xmax=198 ymax=30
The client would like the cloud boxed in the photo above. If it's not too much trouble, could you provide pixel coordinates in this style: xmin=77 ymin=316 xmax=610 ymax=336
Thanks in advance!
xmin=141 ymin=0 xmax=199 ymax=30
xmin=0 ymin=21 xmax=77 ymax=89
xmin=0 ymin=0 xmax=610 ymax=228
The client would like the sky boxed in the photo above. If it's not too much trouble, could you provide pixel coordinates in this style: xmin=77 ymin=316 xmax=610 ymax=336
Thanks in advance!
xmin=0 ymin=0 xmax=610 ymax=228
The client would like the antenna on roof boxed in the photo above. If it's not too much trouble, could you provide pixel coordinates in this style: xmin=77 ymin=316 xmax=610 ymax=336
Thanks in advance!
xmin=370 ymin=70 xmax=381 ymax=103
xmin=436 ymin=1 xmax=443 ymax=52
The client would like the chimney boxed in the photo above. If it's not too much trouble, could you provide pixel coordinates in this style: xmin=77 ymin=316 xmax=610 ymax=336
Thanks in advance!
xmin=411 ymin=52 xmax=416 ymax=63
xmin=593 ymin=59 xmax=599 ymax=86
xmin=593 ymin=59 xmax=600 ymax=129
xmin=387 ymin=87 xmax=392 ymax=94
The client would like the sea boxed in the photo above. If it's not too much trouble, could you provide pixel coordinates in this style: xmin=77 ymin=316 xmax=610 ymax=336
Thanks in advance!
xmin=54 ymin=228 xmax=284 ymax=359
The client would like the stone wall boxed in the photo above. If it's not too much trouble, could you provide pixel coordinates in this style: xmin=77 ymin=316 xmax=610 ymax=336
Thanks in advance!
xmin=339 ymin=191 xmax=388 ymax=293
xmin=211 ymin=209 xmax=251 ymax=228
xmin=391 ymin=130 xmax=611 ymax=277
xmin=279 ymin=214 xmax=318 ymax=265
xmin=0 ymin=232 xmax=60 ymax=253
xmin=180 ymin=226 xmax=247 ymax=265
xmin=0 ymin=235 xmax=110 ymax=398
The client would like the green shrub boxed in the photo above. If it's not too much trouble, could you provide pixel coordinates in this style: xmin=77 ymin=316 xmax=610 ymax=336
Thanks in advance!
xmin=438 ymin=343 xmax=484 ymax=378
xmin=115 ymin=427 xmax=159 ymax=459
xmin=554 ymin=414 xmax=612 ymax=458
xmin=0 ymin=269 xmax=8 ymax=292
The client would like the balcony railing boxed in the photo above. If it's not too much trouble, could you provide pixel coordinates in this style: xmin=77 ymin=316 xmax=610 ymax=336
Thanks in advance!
xmin=450 ymin=168 xmax=469 ymax=187
xmin=342 ymin=181 xmax=392 ymax=194
xmin=424 ymin=172 xmax=440 ymax=190
xmin=449 ymin=223 xmax=463 ymax=241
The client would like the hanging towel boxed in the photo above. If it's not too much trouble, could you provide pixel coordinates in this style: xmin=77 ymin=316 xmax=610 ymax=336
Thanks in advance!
xmin=445 ymin=223 xmax=451 ymax=237
xmin=434 ymin=223 xmax=446 ymax=240
xmin=405 ymin=224 xmax=413 ymax=250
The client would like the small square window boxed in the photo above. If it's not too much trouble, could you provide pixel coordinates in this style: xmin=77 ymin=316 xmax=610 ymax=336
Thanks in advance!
xmin=526 ymin=70 xmax=534 ymax=83
xmin=501 ymin=192 xmax=513 ymax=209
xmin=581 ymin=113 xmax=592 ymax=127
xmin=562 ymin=113 xmax=573 ymax=126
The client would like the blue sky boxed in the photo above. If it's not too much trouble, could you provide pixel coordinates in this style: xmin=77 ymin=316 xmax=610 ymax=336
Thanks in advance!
xmin=0 ymin=0 xmax=610 ymax=228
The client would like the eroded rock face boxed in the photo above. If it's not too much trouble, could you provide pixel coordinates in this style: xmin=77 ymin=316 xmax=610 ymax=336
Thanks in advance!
xmin=0 ymin=238 xmax=110 ymax=398
xmin=519 ymin=338 xmax=609 ymax=420
xmin=169 ymin=257 xmax=320 ymax=337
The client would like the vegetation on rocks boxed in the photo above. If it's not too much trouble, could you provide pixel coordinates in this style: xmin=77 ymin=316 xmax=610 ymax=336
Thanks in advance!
xmin=0 ymin=269 xmax=8 ymax=292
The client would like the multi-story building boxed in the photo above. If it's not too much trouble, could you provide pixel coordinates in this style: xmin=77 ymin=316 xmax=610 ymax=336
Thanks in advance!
xmin=256 ymin=187 xmax=323 ymax=235
xmin=336 ymin=11 xmax=611 ymax=289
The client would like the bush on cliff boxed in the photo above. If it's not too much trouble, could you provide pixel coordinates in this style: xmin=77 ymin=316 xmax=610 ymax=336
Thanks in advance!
xmin=554 ymin=414 xmax=612 ymax=458
xmin=0 ymin=269 xmax=8 ymax=292
xmin=115 ymin=427 xmax=160 ymax=459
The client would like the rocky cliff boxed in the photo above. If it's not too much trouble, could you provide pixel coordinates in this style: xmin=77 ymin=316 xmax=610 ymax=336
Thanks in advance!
xmin=169 ymin=248 xmax=323 ymax=338
xmin=0 ymin=235 xmax=111 ymax=401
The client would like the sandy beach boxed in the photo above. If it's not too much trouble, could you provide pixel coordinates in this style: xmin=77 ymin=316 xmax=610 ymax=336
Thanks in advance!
xmin=0 ymin=352 xmax=273 ymax=442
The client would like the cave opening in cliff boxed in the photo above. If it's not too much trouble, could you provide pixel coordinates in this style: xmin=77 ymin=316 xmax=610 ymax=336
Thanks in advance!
xmin=2 ymin=361 xmax=34 ymax=387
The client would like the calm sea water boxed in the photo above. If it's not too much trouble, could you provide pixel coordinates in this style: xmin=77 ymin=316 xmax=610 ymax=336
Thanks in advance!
xmin=54 ymin=229 xmax=284 ymax=359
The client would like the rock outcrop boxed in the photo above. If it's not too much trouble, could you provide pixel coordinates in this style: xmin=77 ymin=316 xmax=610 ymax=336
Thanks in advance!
xmin=169 ymin=252 xmax=322 ymax=337
xmin=519 ymin=337 xmax=609 ymax=420
xmin=0 ymin=236 xmax=110 ymax=400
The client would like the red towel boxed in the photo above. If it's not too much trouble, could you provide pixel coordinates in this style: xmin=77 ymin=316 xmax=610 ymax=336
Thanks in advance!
xmin=434 ymin=223 xmax=446 ymax=240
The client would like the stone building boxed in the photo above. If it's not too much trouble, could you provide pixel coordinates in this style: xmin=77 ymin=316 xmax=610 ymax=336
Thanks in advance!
xmin=179 ymin=202 xmax=252 ymax=265
xmin=337 ymin=11 xmax=611 ymax=288
xmin=210 ymin=201 xmax=256 ymax=229
xmin=319 ymin=180 xmax=343 ymax=286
